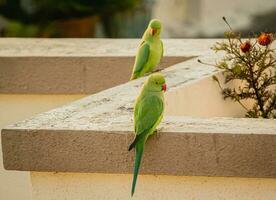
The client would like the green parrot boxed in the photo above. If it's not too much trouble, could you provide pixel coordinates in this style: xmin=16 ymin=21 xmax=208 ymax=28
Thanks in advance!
xmin=128 ymin=73 xmax=167 ymax=196
xmin=130 ymin=19 xmax=163 ymax=80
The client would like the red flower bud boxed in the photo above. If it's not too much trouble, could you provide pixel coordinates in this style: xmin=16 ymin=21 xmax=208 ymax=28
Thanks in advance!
xmin=258 ymin=33 xmax=272 ymax=46
xmin=240 ymin=41 xmax=251 ymax=53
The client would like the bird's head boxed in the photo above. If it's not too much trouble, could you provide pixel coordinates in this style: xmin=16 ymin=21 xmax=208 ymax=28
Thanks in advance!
xmin=146 ymin=73 xmax=166 ymax=92
xmin=148 ymin=19 xmax=162 ymax=37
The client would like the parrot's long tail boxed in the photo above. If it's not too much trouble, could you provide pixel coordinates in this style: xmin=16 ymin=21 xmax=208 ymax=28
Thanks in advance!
xmin=131 ymin=145 xmax=144 ymax=197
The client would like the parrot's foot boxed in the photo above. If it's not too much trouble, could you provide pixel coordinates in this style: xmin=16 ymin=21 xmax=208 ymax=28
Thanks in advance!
xmin=153 ymin=67 xmax=165 ymax=73
xmin=153 ymin=127 xmax=164 ymax=139
xmin=143 ymin=68 xmax=165 ymax=77
xmin=144 ymin=72 xmax=153 ymax=77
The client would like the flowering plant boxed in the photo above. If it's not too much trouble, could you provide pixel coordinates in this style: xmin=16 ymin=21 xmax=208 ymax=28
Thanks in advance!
xmin=199 ymin=17 xmax=275 ymax=118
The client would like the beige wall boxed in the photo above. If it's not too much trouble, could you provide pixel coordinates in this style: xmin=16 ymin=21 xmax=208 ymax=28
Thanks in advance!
xmin=165 ymin=73 xmax=252 ymax=118
xmin=0 ymin=94 xmax=85 ymax=200
xmin=31 ymin=172 xmax=276 ymax=200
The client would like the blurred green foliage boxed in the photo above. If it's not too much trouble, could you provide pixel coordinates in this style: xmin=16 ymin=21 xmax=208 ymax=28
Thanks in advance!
xmin=5 ymin=21 xmax=39 ymax=37
xmin=0 ymin=0 xmax=144 ymax=37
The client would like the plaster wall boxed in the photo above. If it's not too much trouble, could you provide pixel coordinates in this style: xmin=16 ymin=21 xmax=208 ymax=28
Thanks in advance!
xmin=0 ymin=94 xmax=85 ymax=200
xmin=31 ymin=172 xmax=276 ymax=200
xmin=165 ymin=73 xmax=252 ymax=117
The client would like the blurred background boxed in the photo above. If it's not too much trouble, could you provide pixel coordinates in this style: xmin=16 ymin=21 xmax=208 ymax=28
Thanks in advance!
xmin=0 ymin=0 xmax=275 ymax=38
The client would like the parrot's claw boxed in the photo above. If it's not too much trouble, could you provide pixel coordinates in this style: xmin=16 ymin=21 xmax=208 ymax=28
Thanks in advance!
xmin=144 ymin=68 xmax=165 ymax=77
xmin=153 ymin=127 xmax=164 ymax=139
xmin=144 ymin=72 xmax=153 ymax=77
xmin=153 ymin=69 xmax=162 ymax=72
xmin=153 ymin=67 xmax=165 ymax=73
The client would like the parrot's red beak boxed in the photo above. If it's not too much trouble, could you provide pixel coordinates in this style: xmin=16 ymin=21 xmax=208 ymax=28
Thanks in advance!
xmin=150 ymin=28 xmax=157 ymax=36
xmin=162 ymin=84 xmax=167 ymax=92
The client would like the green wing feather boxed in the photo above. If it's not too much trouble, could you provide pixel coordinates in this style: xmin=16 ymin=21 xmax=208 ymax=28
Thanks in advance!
xmin=130 ymin=42 xmax=150 ymax=80
xmin=135 ymin=95 xmax=163 ymax=135
xmin=128 ymin=94 xmax=163 ymax=150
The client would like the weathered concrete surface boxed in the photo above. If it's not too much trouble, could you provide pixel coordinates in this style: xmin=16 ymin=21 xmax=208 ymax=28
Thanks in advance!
xmin=0 ymin=38 xmax=214 ymax=57
xmin=2 ymin=117 xmax=276 ymax=177
xmin=2 ymin=46 xmax=276 ymax=177
xmin=0 ymin=56 xmax=189 ymax=94
xmin=1 ymin=57 xmax=219 ymax=131
xmin=0 ymin=39 xmax=203 ymax=94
